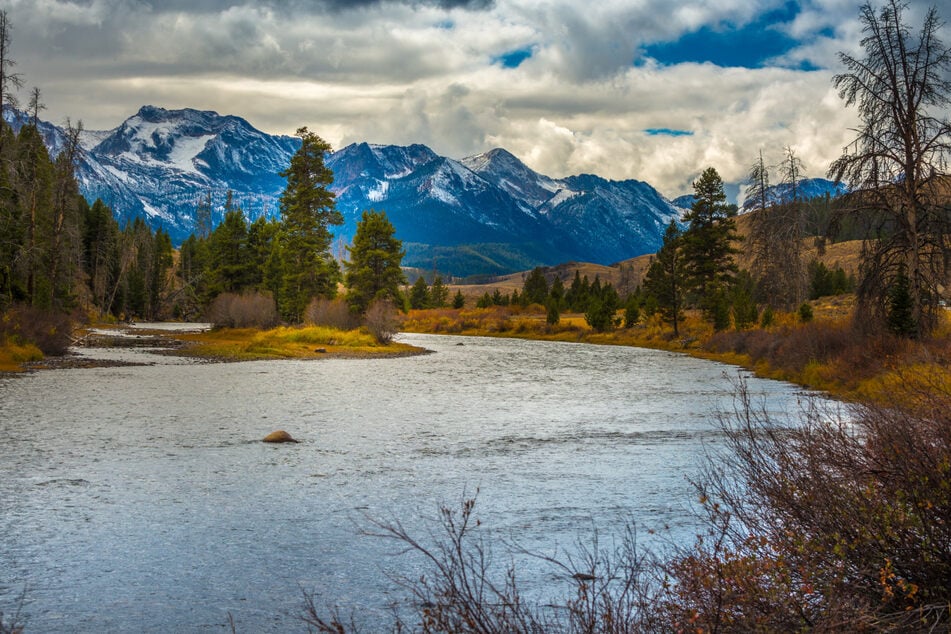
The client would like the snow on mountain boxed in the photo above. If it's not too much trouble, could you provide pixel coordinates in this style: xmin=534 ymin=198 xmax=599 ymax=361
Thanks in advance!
xmin=15 ymin=105 xmax=685 ymax=276
xmin=462 ymin=148 xmax=681 ymax=264
xmin=461 ymin=148 xmax=567 ymax=214
xmin=671 ymin=194 xmax=696 ymax=211
xmin=71 ymin=106 xmax=301 ymax=239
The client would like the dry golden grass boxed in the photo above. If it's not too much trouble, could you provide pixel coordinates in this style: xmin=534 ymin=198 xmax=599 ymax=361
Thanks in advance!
xmin=0 ymin=339 xmax=43 ymax=372
xmin=173 ymin=325 xmax=423 ymax=361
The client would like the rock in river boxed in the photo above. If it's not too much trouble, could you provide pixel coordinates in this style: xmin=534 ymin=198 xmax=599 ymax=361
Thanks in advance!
xmin=262 ymin=430 xmax=300 ymax=444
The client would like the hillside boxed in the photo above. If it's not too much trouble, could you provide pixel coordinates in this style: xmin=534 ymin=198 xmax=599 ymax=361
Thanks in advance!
xmin=454 ymin=206 xmax=865 ymax=301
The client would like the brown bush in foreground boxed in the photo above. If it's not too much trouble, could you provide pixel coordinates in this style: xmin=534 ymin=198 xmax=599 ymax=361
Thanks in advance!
xmin=205 ymin=292 xmax=280 ymax=329
xmin=301 ymin=376 xmax=951 ymax=633
xmin=663 ymin=378 xmax=951 ymax=632
xmin=302 ymin=497 xmax=662 ymax=634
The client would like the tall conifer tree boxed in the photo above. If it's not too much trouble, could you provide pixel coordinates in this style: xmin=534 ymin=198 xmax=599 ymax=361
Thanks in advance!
xmin=344 ymin=209 xmax=405 ymax=314
xmin=681 ymin=167 xmax=739 ymax=320
xmin=645 ymin=220 xmax=687 ymax=336
xmin=277 ymin=127 xmax=343 ymax=322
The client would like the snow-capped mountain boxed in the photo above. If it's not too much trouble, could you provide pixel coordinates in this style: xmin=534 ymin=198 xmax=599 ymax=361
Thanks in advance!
xmin=327 ymin=143 xmax=682 ymax=274
xmin=4 ymin=105 xmax=299 ymax=240
xmin=461 ymin=148 xmax=681 ymax=266
xmin=78 ymin=106 xmax=300 ymax=235
xmin=11 ymin=105 xmax=684 ymax=277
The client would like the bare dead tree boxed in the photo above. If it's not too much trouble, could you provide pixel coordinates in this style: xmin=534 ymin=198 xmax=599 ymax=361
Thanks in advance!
xmin=0 ymin=10 xmax=22 ymax=116
xmin=829 ymin=0 xmax=951 ymax=337
xmin=747 ymin=148 xmax=808 ymax=310
xmin=27 ymin=86 xmax=43 ymax=127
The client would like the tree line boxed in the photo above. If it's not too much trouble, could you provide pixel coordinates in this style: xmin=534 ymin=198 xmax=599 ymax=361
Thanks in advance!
xmin=0 ymin=118 xmax=175 ymax=327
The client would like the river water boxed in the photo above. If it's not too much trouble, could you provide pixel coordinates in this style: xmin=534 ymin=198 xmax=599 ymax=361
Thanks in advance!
xmin=0 ymin=332 xmax=809 ymax=632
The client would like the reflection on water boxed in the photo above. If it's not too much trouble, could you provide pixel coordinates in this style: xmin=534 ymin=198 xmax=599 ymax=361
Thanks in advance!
xmin=0 ymin=333 xmax=808 ymax=632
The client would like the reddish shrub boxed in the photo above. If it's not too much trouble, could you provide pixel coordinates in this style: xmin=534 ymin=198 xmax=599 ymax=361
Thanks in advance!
xmin=305 ymin=298 xmax=358 ymax=330
xmin=363 ymin=298 xmax=400 ymax=344
xmin=205 ymin=292 xmax=279 ymax=329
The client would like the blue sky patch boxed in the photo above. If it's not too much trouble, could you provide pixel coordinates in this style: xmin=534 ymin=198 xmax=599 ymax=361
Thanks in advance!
xmin=494 ymin=46 xmax=533 ymax=68
xmin=642 ymin=1 xmax=820 ymax=70
xmin=645 ymin=128 xmax=693 ymax=137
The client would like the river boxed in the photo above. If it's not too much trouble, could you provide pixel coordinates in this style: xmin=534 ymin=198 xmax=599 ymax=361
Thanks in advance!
xmin=0 ymin=332 xmax=809 ymax=632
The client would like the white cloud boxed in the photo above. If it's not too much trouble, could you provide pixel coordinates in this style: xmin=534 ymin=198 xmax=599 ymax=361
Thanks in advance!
xmin=3 ymin=0 xmax=905 ymax=197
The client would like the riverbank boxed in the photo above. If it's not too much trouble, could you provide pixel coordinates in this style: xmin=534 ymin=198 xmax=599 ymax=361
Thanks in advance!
xmin=0 ymin=322 xmax=427 ymax=373
xmin=400 ymin=298 xmax=951 ymax=404
xmin=170 ymin=325 xmax=426 ymax=361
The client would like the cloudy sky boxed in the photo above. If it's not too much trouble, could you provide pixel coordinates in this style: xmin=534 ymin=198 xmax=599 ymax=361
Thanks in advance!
xmin=3 ymin=0 xmax=948 ymax=198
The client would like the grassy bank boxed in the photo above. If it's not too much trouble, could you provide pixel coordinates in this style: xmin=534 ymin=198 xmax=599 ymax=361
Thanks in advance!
xmin=172 ymin=324 xmax=424 ymax=361
xmin=401 ymin=298 xmax=951 ymax=403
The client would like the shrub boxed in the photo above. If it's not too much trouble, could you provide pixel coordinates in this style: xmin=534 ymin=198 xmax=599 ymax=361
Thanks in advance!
xmin=205 ymin=292 xmax=279 ymax=329
xmin=0 ymin=304 xmax=74 ymax=356
xmin=363 ymin=298 xmax=400 ymax=344
xmin=798 ymin=302 xmax=814 ymax=322
xmin=663 ymin=378 xmax=951 ymax=631
xmin=546 ymin=301 xmax=560 ymax=326
xmin=624 ymin=301 xmax=640 ymax=328
xmin=302 ymin=496 xmax=660 ymax=633
xmin=305 ymin=297 xmax=359 ymax=330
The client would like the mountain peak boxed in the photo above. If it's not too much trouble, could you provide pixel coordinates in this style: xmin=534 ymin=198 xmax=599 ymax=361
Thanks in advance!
xmin=26 ymin=105 xmax=690 ymax=276
xmin=461 ymin=147 xmax=565 ymax=211
xmin=462 ymin=147 xmax=528 ymax=174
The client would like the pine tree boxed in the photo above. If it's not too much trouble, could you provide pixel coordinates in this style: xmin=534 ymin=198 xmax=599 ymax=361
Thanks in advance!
xmin=491 ymin=288 xmax=507 ymax=306
xmin=584 ymin=278 xmax=620 ymax=332
xmin=194 ymin=191 xmax=213 ymax=240
xmin=409 ymin=276 xmax=430 ymax=309
xmin=522 ymin=266 xmax=549 ymax=306
xmin=887 ymin=266 xmax=918 ymax=338
xmin=207 ymin=208 xmax=250 ymax=295
xmin=277 ymin=127 xmax=343 ymax=322
xmin=546 ymin=300 xmax=560 ymax=326
xmin=731 ymin=270 xmax=759 ymax=330
xmin=549 ymin=276 xmax=566 ymax=310
xmin=48 ymin=118 xmax=83 ymax=310
xmin=644 ymin=221 xmax=687 ymax=336
xmin=681 ymin=167 xmax=739 ymax=321
xmin=344 ymin=209 xmax=406 ymax=314
xmin=624 ymin=295 xmax=640 ymax=328
xmin=429 ymin=275 xmax=449 ymax=308
xmin=82 ymin=198 xmax=121 ymax=315
xmin=452 ymin=290 xmax=465 ymax=309
xmin=245 ymin=216 xmax=280 ymax=290
xmin=14 ymin=123 xmax=55 ymax=307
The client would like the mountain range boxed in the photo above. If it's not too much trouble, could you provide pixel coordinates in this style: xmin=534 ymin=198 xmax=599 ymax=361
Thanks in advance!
xmin=4 ymin=105 xmax=845 ymax=278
